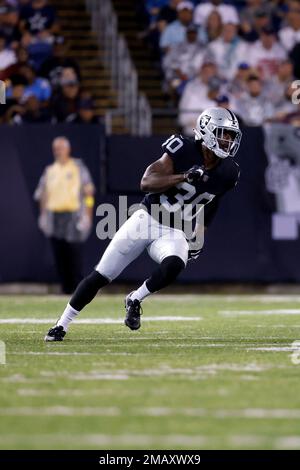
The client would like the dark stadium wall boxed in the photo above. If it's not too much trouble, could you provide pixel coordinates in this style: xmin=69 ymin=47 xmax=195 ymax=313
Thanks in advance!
xmin=1 ymin=125 xmax=300 ymax=284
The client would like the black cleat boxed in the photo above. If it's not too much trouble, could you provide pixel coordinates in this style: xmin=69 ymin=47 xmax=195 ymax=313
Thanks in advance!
xmin=124 ymin=293 xmax=142 ymax=330
xmin=44 ymin=325 xmax=66 ymax=342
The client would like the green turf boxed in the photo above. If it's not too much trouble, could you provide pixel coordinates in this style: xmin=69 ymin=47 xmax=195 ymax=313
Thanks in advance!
xmin=0 ymin=294 xmax=300 ymax=450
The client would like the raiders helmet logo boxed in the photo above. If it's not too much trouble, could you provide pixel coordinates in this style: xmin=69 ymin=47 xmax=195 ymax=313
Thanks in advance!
xmin=199 ymin=115 xmax=211 ymax=129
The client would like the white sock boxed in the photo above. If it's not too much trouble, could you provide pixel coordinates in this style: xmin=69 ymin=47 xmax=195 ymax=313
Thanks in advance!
xmin=130 ymin=281 xmax=151 ymax=302
xmin=57 ymin=303 xmax=79 ymax=331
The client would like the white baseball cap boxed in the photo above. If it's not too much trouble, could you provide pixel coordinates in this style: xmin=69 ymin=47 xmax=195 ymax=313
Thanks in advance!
xmin=177 ymin=1 xmax=194 ymax=12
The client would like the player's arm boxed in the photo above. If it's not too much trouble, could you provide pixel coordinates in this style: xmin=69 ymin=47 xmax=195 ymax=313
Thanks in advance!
xmin=39 ymin=191 xmax=47 ymax=213
xmin=140 ymin=153 xmax=186 ymax=193
xmin=82 ymin=183 xmax=95 ymax=220
xmin=33 ymin=170 xmax=48 ymax=213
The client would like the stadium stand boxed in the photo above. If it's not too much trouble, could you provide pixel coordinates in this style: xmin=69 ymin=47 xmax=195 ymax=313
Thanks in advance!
xmin=1 ymin=0 xmax=300 ymax=134
xmin=111 ymin=0 xmax=174 ymax=134
xmin=0 ymin=0 xmax=122 ymax=129
xmin=106 ymin=0 xmax=300 ymax=133
xmin=51 ymin=0 xmax=118 ymax=123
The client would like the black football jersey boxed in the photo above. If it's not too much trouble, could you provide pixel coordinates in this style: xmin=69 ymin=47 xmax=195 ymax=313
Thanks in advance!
xmin=141 ymin=134 xmax=240 ymax=233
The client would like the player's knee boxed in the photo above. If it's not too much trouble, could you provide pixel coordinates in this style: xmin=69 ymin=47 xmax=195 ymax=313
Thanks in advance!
xmin=70 ymin=270 xmax=110 ymax=311
xmin=161 ymin=255 xmax=185 ymax=281
xmin=86 ymin=270 xmax=110 ymax=289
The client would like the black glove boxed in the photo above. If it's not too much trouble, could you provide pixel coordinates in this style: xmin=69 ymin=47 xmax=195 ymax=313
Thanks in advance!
xmin=184 ymin=165 xmax=206 ymax=184
xmin=188 ymin=247 xmax=203 ymax=261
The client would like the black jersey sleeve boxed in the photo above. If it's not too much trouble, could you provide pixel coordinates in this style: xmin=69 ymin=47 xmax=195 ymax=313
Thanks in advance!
xmin=161 ymin=134 xmax=188 ymax=173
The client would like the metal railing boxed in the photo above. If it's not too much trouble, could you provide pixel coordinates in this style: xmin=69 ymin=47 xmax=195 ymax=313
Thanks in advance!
xmin=86 ymin=0 xmax=152 ymax=135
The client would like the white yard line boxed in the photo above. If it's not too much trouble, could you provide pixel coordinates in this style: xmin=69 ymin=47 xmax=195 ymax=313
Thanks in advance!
xmin=0 ymin=430 xmax=299 ymax=449
xmin=1 ymin=406 xmax=300 ymax=420
xmin=229 ymin=435 xmax=266 ymax=447
xmin=0 ymin=432 xmax=208 ymax=447
xmin=134 ymin=407 xmax=300 ymax=419
xmin=220 ymin=309 xmax=300 ymax=316
xmin=0 ymin=406 xmax=120 ymax=416
xmin=214 ymin=409 xmax=300 ymax=419
xmin=10 ymin=352 xmax=95 ymax=356
xmin=0 ymin=316 xmax=202 ymax=324
xmin=16 ymin=388 xmax=110 ymax=397
xmin=9 ymin=343 xmax=295 ymax=355
xmin=221 ymin=295 xmax=300 ymax=303
xmin=68 ymin=373 xmax=130 ymax=381
xmin=247 ymin=346 xmax=299 ymax=352
xmin=275 ymin=437 xmax=300 ymax=449
xmin=37 ymin=363 xmax=276 ymax=381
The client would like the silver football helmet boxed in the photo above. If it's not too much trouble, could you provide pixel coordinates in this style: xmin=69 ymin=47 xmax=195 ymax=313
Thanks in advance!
xmin=194 ymin=107 xmax=242 ymax=159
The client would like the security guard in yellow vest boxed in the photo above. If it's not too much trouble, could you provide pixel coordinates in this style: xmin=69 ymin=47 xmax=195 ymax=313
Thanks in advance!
xmin=35 ymin=136 xmax=95 ymax=294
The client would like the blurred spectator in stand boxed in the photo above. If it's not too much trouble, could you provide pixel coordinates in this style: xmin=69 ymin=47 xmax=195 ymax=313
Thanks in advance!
xmin=0 ymin=72 xmax=27 ymax=122
xmin=19 ymin=0 xmax=58 ymax=69
xmin=266 ymin=58 xmax=295 ymax=105
xmin=162 ymin=23 xmax=208 ymax=98
xmin=39 ymin=35 xmax=80 ymax=89
xmin=203 ymin=9 xmax=223 ymax=43
xmin=276 ymin=100 xmax=300 ymax=125
xmin=157 ymin=0 xmax=181 ymax=27
xmin=216 ymin=93 xmax=244 ymax=124
xmin=69 ymin=92 xmax=102 ymax=124
xmin=20 ymin=63 xmax=51 ymax=103
xmin=215 ymin=93 xmax=229 ymax=109
xmin=0 ymin=31 xmax=16 ymax=70
xmin=34 ymin=137 xmax=95 ymax=294
xmin=145 ymin=0 xmax=169 ymax=24
xmin=279 ymin=0 xmax=300 ymax=52
xmin=178 ymin=61 xmax=222 ymax=134
xmin=0 ymin=46 xmax=30 ymax=80
xmin=144 ymin=0 xmax=181 ymax=58
xmin=0 ymin=4 xmax=21 ymax=49
xmin=272 ymin=82 xmax=298 ymax=118
xmin=194 ymin=0 xmax=239 ymax=27
xmin=18 ymin=0 xmax=35 ymax=14
xmin=248 ymin=26 xmax=287 ymax=80
xmin=240 ymin=2 xmax=273 ymax=42
xmin=20 ymin=0 xmax=58 ymax=43
xmin=160 ymin=1 xmax=201 ymax=53
xmin=231 ymin=74 xmax=274 ymax=126
xmin=12 ymin=94 xmax=52 ymax=123
xmin=227 ymin=62 xmax=252 ymax=99
xmin=289 ymin=42 xmax=300 ymax=78
xmin=24 ymin=35 xmax=53 ymax=70
xmin=136 ymin=0 xmax=182 ymax=60
xmin=51 ymin=72 xmax=80 ymax=122
xmin=207 ymin=22 xmax=247 ymax=80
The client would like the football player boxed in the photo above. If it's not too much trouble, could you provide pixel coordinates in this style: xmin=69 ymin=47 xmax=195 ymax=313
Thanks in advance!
xmin=45 ymin=107 xmax=242 ymax=341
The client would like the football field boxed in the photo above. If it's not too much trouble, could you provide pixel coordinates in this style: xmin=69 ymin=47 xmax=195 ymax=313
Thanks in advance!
xmin=0 ymin=294 xmax=300 ymax=450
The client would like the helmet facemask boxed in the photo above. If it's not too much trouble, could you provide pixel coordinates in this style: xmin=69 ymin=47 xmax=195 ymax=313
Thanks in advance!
xmin=213 ymin=126 xmax=242 ymax=158
xmin=194 ymin=108 xmax=242 ymax=159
